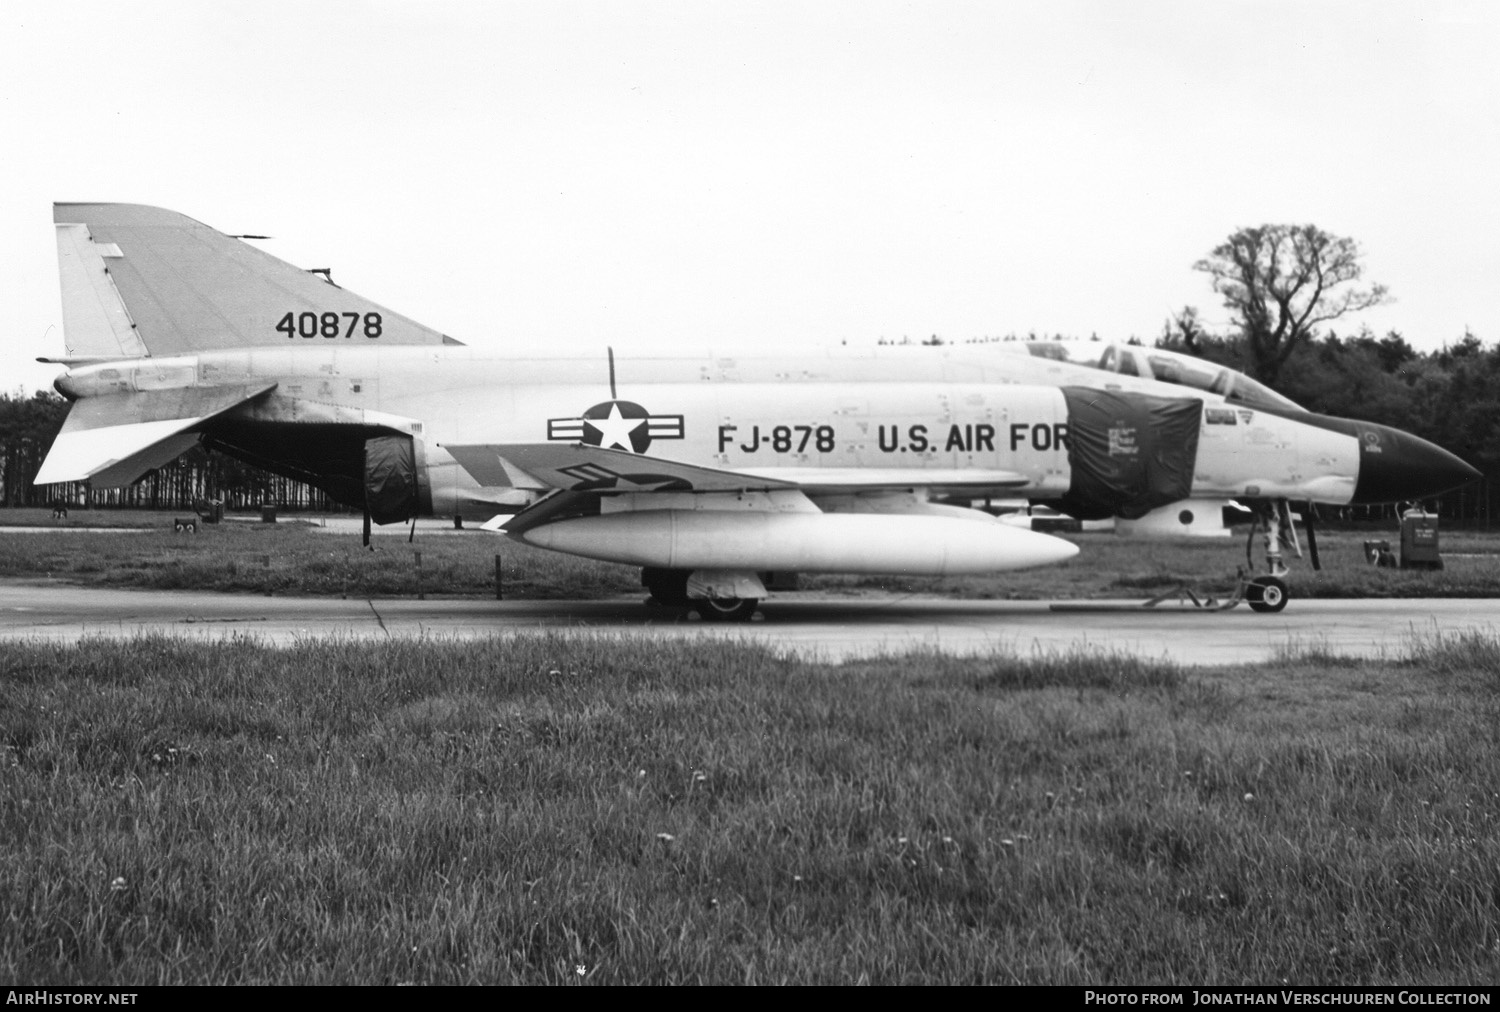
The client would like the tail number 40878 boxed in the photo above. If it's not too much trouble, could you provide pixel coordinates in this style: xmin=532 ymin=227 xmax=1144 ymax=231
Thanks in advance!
xmin=276 ymin=311 xmax=384 ymax=339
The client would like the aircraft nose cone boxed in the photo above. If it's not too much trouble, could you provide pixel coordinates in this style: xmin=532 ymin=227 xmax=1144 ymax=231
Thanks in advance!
xmin=1352 ymin=423 xmax=1480 ymax=504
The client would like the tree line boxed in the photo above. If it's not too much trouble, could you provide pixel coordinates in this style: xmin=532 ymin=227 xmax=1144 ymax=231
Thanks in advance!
xmin=0 ymin=390 xmax=341 ymax=513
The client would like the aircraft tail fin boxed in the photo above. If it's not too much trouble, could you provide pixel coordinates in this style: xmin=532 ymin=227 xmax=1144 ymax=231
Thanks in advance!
xmin=52 ymin=203 xmax=463 ymax=357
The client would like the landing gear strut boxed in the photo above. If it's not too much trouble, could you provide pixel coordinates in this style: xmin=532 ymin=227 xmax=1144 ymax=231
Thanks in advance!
xmin=1242 ymin=499 xmax=1317 ymax=613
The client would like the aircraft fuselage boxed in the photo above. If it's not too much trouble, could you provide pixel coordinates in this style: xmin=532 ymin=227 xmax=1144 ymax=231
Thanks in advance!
xmin=54 ymin=345 xmax=1389 ymax=520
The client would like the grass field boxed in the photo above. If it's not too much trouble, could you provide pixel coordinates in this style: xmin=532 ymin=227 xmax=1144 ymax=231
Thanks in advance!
xmin=1 ymin=507 xmax=1497 ymax=601
xmin=0 ymin=509 xmax=639 ymax=599
xmin=1 ymin=632 xmax=1497 ymax=984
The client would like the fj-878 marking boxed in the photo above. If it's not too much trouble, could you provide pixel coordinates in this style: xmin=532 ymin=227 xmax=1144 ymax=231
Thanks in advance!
xmin=276 ymin=311 xmax=384 ymax=339
xmin=718 ymin=424 xmax=836 ymax=454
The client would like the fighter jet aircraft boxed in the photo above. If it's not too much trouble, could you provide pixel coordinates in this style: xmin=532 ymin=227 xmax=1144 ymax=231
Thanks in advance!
xmin=35 ymin=204 xmax=1478 ymax=619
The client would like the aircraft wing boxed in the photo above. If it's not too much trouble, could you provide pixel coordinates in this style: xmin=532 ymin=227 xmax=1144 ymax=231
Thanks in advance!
xmin=443 ymin=442 xmax=800 ymax=494
xmin=35 ymin=382 xmax=277 ymax=487
xmin=443 ymin=443 xmax=1032 ymax=497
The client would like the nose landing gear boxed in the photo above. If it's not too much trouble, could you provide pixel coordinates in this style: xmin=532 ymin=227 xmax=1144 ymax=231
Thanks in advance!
xmin=1241 ymin=499 xmax=1316 ymax=614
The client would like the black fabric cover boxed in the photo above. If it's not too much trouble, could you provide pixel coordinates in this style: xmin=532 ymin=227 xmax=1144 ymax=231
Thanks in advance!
xmin=1057 ymin=387 xmax=1202 ymax=520
xmin=364 ymin=435 xmax=419 ymax=525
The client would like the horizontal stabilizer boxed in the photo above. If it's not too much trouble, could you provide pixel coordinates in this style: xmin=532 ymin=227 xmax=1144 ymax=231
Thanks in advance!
xmin=35 ymin=382 xmax=276 ymax=487
xmin=37 ymin=355 xmax=147 ymax=367
xmin=444 ymin=442 xmax=799 ymax=494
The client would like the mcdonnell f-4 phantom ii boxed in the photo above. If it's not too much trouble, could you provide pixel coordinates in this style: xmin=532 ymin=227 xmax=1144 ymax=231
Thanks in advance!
xmin=34 ymin=204 xmax=1479 ymax=620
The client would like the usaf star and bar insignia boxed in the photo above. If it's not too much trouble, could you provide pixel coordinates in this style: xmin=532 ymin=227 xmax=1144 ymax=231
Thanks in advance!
xmin=548 ymin=400 xmax=685 ymax=454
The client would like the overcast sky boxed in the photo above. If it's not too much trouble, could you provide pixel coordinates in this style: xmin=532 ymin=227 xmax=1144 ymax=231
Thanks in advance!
xmin=3 ymin=1 xmax=1496 ymax=394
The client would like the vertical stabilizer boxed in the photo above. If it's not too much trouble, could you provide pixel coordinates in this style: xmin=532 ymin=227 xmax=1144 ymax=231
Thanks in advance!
xmin=52 ymin=203 xmax=462 ymax=356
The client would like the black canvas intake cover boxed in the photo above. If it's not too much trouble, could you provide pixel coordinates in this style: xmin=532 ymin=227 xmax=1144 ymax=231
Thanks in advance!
xmin=364 ymin=434 xmax=420 ymax=525
xmin=1057 ymin=387 xmax=1201 ymax=520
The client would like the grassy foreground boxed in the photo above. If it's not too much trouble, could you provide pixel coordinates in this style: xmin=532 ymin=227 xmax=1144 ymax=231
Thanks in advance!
xmin=2 ymin=633 xmax=1498 ymax=984
xmin=1 ymin=508 xmax=1497 ymax=600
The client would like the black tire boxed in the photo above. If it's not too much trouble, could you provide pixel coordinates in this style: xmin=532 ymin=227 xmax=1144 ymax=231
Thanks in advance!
xmin=692 ymin=597 xmax=758 ymax=622
xmin=642 ymin=568 xmax=690 ymax=607
xmin=1247 ymin=575 xmax=1289 ymax=614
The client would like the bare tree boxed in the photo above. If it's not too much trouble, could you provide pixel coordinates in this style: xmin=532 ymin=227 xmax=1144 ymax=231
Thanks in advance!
xmin=1194 ymin=225 xmax=1390 ymax=384
xmin=1161 ymin=305 xmax=1207 ymax=355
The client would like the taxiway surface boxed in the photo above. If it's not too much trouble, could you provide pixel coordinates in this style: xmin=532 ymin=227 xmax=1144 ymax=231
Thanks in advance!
xmin=0 ymin=581 xmax=1493 ymax=664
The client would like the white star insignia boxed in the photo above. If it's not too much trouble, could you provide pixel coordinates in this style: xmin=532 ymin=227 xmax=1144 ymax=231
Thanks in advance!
xmin=585 ymin=403 xmax=645 ymax=451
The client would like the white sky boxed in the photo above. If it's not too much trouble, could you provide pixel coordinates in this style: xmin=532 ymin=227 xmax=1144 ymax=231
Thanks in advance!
xmin=3 ymin=1 xmax=1497 ymax=394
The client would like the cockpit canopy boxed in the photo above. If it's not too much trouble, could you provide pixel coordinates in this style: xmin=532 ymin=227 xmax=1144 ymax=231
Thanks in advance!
xmin=1020 ymin=341 xmax=1302 ymax=412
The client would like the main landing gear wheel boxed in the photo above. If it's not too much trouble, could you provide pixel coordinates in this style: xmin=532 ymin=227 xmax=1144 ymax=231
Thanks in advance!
xmin=642 ymin=568 xmax=761 ymax=621
xmin=1246 ymin=575 xmax=1289 ymax=614
xmin=692 ymin=597 xmax=759 ymax=622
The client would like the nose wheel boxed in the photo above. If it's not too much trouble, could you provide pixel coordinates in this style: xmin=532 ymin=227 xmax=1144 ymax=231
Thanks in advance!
xmin=1245 ymin=574 xmax=1289 ymax=613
